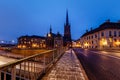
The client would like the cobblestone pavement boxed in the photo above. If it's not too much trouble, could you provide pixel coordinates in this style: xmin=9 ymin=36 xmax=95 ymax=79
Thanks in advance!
xmin=42 ymin=49 xmax=88 ymax=80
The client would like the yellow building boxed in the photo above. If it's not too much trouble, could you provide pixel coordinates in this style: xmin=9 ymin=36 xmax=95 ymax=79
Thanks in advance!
xmin=17 ymin=35 xmax=46 ymax=49
xmin=79 ymin=21 xmax=120 ymax=49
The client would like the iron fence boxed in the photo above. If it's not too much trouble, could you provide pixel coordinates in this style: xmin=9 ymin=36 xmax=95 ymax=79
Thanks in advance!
xmin=0 ymin=48 xmax=66 ymax=80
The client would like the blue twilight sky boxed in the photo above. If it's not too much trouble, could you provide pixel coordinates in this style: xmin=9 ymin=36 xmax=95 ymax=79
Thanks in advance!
xmin=0 ymin=0 xmax=120 ymax=41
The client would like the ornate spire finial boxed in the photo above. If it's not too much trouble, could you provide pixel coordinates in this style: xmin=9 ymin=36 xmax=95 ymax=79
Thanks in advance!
xmin=66 ymin=9 xmax=69 ymax=25
xmin=50 ymin=25 xmax=52 ymax=33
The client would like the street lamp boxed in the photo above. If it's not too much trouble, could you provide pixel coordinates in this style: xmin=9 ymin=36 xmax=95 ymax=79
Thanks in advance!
xmin=100 ymin=38 xmax=107 ymax=49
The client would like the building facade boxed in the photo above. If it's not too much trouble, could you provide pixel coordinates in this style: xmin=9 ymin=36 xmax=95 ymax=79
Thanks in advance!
xmin=54 ymin=32 xmax=63 ymax=48
xmin=17 ymin=27 xmax=63 ymax=49
xmin=17 ymin=10 xmax=71 ymax=49
xmin=17 ymin=35 xmax=46 ymax=49
xmin=46 ymin=26 xmax=63 ymax=49
xmin=80 ymin=21 xmax=120 ymax=49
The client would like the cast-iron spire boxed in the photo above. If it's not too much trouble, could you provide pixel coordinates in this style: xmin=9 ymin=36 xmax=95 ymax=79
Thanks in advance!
xmin=66 ymin=10 xmax=69 ymax=25
xmin=50 ymin=25 xmax=52 ymax=33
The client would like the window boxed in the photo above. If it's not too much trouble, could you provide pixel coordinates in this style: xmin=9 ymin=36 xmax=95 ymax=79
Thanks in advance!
xmin=101 ymin=32 xmax=104 ymax=36
xmin=109 ymin=31 xmax=112 ymax=37
xmin=114 ymin=31 xmax=116 ymax=37
xmin=92 ymin=41 xmax=93 ymax=44
xmin=89 ymin=36 xmax=90 ymax=39
xmin=119 ymin=31 xmax=120 ymax=37
xmin=109 ymin=38 xmax=112 ymax=42
xmin=95 ymin=34 xmax=97 ymax=38
xmin=87 ymin=37 xmax=88 ymax=40
xmin=91 ymin=35 xmax=93 ymax=39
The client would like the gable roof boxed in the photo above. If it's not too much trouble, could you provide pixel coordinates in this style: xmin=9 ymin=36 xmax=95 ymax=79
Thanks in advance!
xmin=81 ymin=22 xmax=120 ymax=37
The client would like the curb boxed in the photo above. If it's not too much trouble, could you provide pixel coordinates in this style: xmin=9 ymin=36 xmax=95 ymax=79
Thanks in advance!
xmin=72 ymin=50 xmax=89 ymax=80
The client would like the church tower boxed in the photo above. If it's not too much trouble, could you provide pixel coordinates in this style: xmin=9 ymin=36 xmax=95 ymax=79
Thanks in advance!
xmin=64 ymin=10 xmax=72 ymax=47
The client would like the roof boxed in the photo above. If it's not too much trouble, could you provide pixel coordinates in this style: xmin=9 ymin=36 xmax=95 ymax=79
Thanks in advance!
xmin=81 ymin=22 xmax=120 ymax=37
xmin=18 ymin=35 xmax=45 ymax=39
xmin=31 ymin=35 xmax=45 ymax=39
xmin=56 ymin=32 xmax=62 ymax=37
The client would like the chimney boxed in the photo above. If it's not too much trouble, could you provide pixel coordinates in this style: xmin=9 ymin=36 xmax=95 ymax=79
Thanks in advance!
xmin=117 ymin=20 xmax=120 ymax=23
xmin=86 ymin=29 xmax=88 ymax=33
xmin=90 ymin=27 xmax=93 ymax=31
xmin=106 ymin=19 xmax=110 ymax=22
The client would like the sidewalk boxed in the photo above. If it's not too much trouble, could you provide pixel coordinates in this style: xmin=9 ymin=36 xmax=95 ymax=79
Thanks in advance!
xmin=42 ymin=49 xmax=88 ymax=80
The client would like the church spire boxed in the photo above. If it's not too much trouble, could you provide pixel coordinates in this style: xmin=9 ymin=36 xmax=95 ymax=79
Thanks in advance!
xmin=50 ymin=25 xmax=52 ymax=33
xmin=66 ymin=9 xmax=69 ymax=25
xmin=64 ymin=9 xmax=72 ymax=47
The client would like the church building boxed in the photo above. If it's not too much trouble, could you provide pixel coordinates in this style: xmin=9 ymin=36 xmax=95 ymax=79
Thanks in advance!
xmin=17 ymin=10 xmax=72 ymax=49
xmin=63 ymin=10 xmax=72 ymax=47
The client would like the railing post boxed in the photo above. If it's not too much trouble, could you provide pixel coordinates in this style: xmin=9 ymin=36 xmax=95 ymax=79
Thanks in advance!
xmin=24 ymin=61 xmax=26 ymax=79
xmin=28 ymin=61 xmax=30 ymax=79
xmin=43 ymin=55 xmax=46 ymax=73
xmin=0 ymin=70 xmax=1 ymax=80
xmin=59 ymin=48 xmax=61 ymax=57
xmin=4 ymin=71 xmax=6 ymax=80
xmin=56 ymin=49 xmax=58 ymax=58
xmin=53 ymin=51 xmax=54 ymax=63
xmin=34 ymin=58 xmax=36 ymax=80
xmin=19 ymin=63 xmax=22 ymax=80
xmin=29 ymin=62 xmax=31 ymax=80
xmin=11 ymin=66 xmax=16 ymax=80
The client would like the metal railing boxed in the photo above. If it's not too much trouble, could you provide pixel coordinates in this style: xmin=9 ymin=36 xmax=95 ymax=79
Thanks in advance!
xmin=0 ymin=48 xmax=66 ymax=80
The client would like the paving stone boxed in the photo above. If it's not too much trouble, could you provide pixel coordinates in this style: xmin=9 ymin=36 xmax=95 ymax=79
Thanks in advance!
xmin=42 ymin=49 xmax=87 ymax=80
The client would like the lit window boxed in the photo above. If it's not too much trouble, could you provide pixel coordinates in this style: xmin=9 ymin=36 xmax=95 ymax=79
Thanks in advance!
xmin=100 ymin=38 xmax=107 ymax=46
xmin=48 ymin=33 xmax=51 ymax=37
xmin=32 ymin=43 xmax=37 ymax=47
xmin=22 ymin=45 xmax=26 ymax=48
xmin=109 ymin=38 xmax=112 ymax=42
xmin=115 ymin=40 xmax=120 ymax=45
